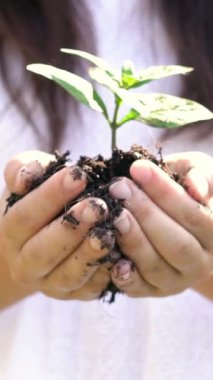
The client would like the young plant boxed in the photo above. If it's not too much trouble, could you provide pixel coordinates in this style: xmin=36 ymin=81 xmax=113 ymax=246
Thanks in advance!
xmin=27 ymin=49 xmax=213 ymax=151
xmin=16 ymin=51 xmax=213 ymax=303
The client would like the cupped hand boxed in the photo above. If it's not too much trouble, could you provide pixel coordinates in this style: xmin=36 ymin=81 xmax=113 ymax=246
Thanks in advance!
xmin=0 ymin=151 xmax=114 ymax=301
xmin=109 ymin=152 xmax=213 ymax=298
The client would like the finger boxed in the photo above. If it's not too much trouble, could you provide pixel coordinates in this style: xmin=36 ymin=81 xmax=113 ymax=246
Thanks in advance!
xmin=41 ymin=265 xmax=111 ymax=301
xmin=110 ymin=178 xmax=209 ymax=276
xmin=111 ymin=259 xmax=159 ymax=297
xmin=182 ymin=167 xmax=209 ymax=204
xmin=165 ymin=151 xmax=212 ymax=178
xmin=111 ymin=259 xmax=189 ymax=297
xmin=42 ymin=227 xmax=115 ymax=292
xmin=11 ymin=198 xmax=109 ymax=282
xmin=1 ymin=165 xmax=87 ymax=246
xmin=113 ymin=209 xmax=181 ymax=290
xmin=165 ymin=152 xmax=213 ymax=204
xmin=129 ymin=159 xmax=213 ymax=247
xmin=4 ymin=150 xmax=55 ymax=193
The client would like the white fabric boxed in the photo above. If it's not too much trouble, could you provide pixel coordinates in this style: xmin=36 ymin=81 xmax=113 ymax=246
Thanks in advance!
xmin=0 ymin=1 xmax=213 ymax=379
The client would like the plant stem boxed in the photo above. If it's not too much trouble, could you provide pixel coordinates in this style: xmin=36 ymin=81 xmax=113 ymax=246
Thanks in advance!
xmin=110 ymin=97 xmax=121 ymax=151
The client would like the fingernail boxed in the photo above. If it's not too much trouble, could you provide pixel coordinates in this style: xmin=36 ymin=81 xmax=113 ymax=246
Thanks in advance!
xmin=131 ymin=161 xmax=152 ymax=184
xmin=113 ymin=212 xmax=130 ymax=234
xmin=70 ymin=166 xmax=86 ymax=181
xmin=112 ymin=259 xmax=131 ymax=281
xmin=63 ymin=166 xmax=86 ymax=190
xmin=15 ymin=161 xmax=44 ymax=194
xmin=81 ymin=199 xmax=107 ymax=223
xmin=89 ymin=227 xmax=115 ymax=250
xmin=109 ymin=179 xmax=131 ymax=200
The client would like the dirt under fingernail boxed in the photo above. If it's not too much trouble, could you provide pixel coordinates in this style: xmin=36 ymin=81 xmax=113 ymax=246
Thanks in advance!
xmin=89 ymin=227 xmax=115 ymax=250
xmin=81 ymin=199 xmax=106 ymax=223
xmin=70 ymin=166 xmax=86 ymax=181
xmin=15 ymin=161 xmax=44 ymax=194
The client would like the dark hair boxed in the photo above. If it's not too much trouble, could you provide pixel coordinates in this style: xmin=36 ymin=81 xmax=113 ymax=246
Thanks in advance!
xmin=157 ymin=0 xmax=213 ymax=138
xmin=0 ymin=0 xmax=213 ymax=149
xmin=0 ymin=0 xmax=95 ymax=150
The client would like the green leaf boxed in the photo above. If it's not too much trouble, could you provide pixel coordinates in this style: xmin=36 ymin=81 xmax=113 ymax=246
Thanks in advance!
xmin=93 ymin=92 xmax=109 ymax=120
xmin=61 ymin=48 xmax=109 ymax=69
xmin=118 ymin=109 xmax=139 ymax=126
xmin=61 ymin=48 xmax=119 ymax=81
xmin=133 ymin=93 xmax=213 ymax=128
xmin=27 ymin=64 xmax=102 ymax=112
xmin=121 ymin=60 xmax=137 ymax=88
xmin=112 ymin=88 xmax=150 ymax=114
xmin=127 ymin=65 xmax=193 ymax=89
xmin=89 ymin=67 xmax=119 ymax=92
xmin=121 ymin=76 xmax=137 ymax=89
xmin=89 ymin=68 xmax=136 ymax=115
xmin=121 ymin=60 xmax=135 ymax=76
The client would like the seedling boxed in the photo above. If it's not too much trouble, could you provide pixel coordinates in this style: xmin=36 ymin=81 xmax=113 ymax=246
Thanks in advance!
xmin=6 ymin=50 xmax=211 ymax=303
xmin=27 ymin=49 xmax=213 ymax=151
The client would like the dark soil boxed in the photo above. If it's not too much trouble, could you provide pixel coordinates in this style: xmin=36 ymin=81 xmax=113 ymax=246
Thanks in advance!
xmin=5 ymin=144 xmax=179 ymax=303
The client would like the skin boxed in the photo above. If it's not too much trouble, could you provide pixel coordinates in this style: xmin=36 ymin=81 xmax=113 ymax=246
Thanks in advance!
xmin=0 ymin=150 xmax=213 ymax=309
xmin=110 ymin=152 xmax=213 ymax=299
xmin=0 ymin=151 xmax=114 ymax=308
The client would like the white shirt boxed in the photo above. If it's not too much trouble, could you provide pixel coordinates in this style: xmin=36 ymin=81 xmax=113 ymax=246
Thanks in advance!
xmin=0 ymin=1 xmax=213 ymax=379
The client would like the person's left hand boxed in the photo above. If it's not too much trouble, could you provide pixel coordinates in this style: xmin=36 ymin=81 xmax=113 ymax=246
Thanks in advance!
xmin=109 ymin=152 xmax=213 ymax=298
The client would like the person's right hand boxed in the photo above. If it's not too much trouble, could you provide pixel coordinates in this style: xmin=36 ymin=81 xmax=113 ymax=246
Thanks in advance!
xmin=0 ymin=151 xmax=114 ymax=301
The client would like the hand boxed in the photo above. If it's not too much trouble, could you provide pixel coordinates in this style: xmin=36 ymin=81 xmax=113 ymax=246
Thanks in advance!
xmin=0 ymin=151 xmax=114 ymax=301
xmin=109 ymin=152 xmax=213 ymax=298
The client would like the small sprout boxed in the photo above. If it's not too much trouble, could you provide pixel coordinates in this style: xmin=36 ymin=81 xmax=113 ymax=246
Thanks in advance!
xmin=27 ymin=49 xmax=213 ymax=151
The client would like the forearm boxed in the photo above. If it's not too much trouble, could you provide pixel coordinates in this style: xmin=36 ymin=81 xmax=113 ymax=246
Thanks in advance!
xmin=0 ymin=255 xmax=35 ymax=310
